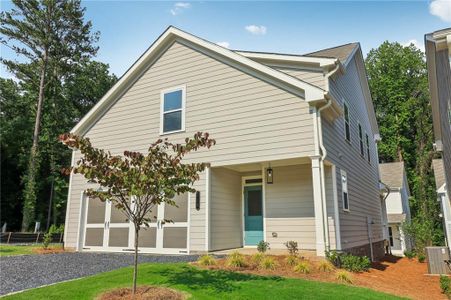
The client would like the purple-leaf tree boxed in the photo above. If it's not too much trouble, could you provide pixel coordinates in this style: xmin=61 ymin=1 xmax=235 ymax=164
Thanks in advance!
xmin=59 ymin=132 xmax=215 ymax=295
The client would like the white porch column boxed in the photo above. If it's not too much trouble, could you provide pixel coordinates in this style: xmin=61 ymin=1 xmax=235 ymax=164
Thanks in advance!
xmin=311 ymin=155 xmax=326 ymax=256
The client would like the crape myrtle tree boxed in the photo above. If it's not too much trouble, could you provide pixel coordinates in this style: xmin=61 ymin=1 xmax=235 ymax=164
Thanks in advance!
xmin=59 ymin=132 xmax=215 ymax=295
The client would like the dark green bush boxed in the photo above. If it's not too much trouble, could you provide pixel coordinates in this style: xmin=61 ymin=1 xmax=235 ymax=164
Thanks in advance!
xmin=257 ymin=240 xmax=270 ymax=253
xmin=440 ymin=275 xmax=451 ymax=297
xmin=417 ymin=253 xmax=426 ymax=263
xmin=403 ymin=250 xmax=416 ymax=259
xmin=340 ymin=254 xmax=371 ymax=272
xmin=325 ymin=250 xmax=341 ymax=268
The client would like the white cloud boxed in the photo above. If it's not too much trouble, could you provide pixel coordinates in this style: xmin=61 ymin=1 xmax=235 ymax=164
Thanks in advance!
xmin=170 ymin=2 xmax=191 ymax=16
xmin=429 ymin=0 xmax=451 ymax=22
xmin=216 ymin=41 xmax=230 ymax=48
xmin=245 ymin=25 xmax=267 ymax=35
xmin=402 ymin=39 xmax=425 ymax=52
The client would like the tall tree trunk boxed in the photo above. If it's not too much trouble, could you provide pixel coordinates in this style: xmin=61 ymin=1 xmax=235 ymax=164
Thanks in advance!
xmin=21 ymin=53 xmax=48 ymax=232
xmin=133 ymin=225 xmax=139 ymax=296
xmin=46 ymin=176 xmax=54 ymax=231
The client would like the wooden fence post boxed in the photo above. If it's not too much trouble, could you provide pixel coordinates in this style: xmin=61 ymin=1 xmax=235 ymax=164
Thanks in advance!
xmin=6 ymin=232 xmax=11 ymax=244
xmin=35 ymin=232 xmax=40 ymax=244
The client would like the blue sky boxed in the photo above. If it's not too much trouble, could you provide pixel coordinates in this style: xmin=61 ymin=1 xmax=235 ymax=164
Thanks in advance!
xmin=1 ymin=1 xmax=451 ymax=77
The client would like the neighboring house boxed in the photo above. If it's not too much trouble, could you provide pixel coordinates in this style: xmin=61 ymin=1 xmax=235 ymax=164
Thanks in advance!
xmin=433 ymin=159 xmax=451 ymax=251
xmin=379 ymin=162 xmax=412 ymax=256
xmin=425 ymin=29 xmax=451 ymax=245
xmin=63 ymin=27 xmax=384 ymax=259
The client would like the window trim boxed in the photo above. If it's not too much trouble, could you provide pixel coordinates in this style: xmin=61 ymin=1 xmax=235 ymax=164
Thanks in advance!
xmin=341 ymin=169 xmax=350 ymax=212
xmin=365 ymin=132 xmax=371 ymax=163
xmin=358 ymin=122 xmax=364 ymax=157
xmin=160 ymin=85 xmax=186 ymax=135
xmin=343 ymin=102 xmax=351 ymax=142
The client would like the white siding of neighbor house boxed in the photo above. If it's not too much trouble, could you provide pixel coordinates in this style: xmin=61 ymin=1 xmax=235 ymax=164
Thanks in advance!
xmin=322 ymin=55 xmax=383 ymax=250
xmin=210 ymin=167 xmax=242 ymax=251
xmin=264 ymin=164 xmax=336 ymax=250
xmin=385 ymin=192 xmax=403 ymax=214
xmin=64 ymin=41 xmax=316 ymax=249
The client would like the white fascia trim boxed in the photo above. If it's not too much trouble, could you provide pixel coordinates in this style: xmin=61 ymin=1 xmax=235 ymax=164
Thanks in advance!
xmin=236 ymin=51 xmax=337 ymax=68
xmin=438 ymin=183 xmax=447 ymax=194
xmin=71 ymin=27 xmax=325 ymax=135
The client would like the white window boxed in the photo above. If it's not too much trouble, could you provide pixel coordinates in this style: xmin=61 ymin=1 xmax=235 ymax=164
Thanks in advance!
xmin=365 ymin=133 xmax=370 ymax=163
xmin=358 ymin=123 xmax=364 ymax=156
xmin=344 ymin=103 xmax=350 ymax=142
xmin=341 ymin=170 xmax=349 ymax=211
xmin=160 ymin=86 xmax=186 ymax=135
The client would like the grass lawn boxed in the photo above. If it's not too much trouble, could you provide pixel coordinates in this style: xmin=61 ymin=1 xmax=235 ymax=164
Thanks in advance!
xmin=0 ymin=244 xmax=40 ymax=256
xmin=3 ymin=263 xmax=405 ymax=300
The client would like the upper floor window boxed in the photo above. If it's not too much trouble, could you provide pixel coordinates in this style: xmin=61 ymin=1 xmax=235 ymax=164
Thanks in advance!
xmin=365 ymin=133 xmax=371 ymax=163
xmin=160 ymin=86 xmax=185 ymax=134
xmin=341 ymin=170 xmax=349 ymax=211
xmin=358 ymin=123 xmax=364 ymax=156
xmin=344 ymin=103 xmax=350 ymax=142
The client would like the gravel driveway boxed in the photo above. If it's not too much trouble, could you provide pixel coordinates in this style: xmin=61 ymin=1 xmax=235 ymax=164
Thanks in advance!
xmin=0 ymin=252 xmax=199 ymax=295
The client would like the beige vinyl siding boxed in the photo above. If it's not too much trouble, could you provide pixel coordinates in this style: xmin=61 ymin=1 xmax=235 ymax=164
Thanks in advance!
xmin=64 ymin=41 xmax=315 ymax=249
xmin=274 ymin=67 xmax=325 ymax=90
xmin=210 ymin=167 xmax=242 ymax=251
xmin=324 ymin=165 xmax=337 ymax=249
xmin=265 ymin=164 xmax=316 ymax=249
xmin=189 ymin=171 xmax=207 ymax=251
xmin=323 ymin=56 xmax=383 ymax=250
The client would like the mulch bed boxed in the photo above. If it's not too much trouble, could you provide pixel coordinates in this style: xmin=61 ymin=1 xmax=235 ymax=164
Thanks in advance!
xmin=32 ymin=247 xmax=65 ymax=255
xmin=96 ymin=286 xmax=187 ymax=300
xmin=195 ymin=254 xmax=443 ymax=300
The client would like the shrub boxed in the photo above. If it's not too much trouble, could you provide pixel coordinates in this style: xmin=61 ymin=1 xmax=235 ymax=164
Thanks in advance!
xmin=42 ymin=224 xmax=62 ymax=249
xmin=226 ymin=251 xmax=246 ymax=268
xmin=259 ymin=257 xmax=277 ymax=270
xmin=284 ymin=240 xmax=299 ymax=256
xmin=198 ymin=255 xmax=216 ymax=266
xmin=318 ymin=260 xmax=334 ymax=272
xmin=251 ymin=253 xmax=265 ymax=265
xmin=285 ymin=255 xmax=298 ymax=266
xmin=440 ymin=275 xmax=451 ymax=297
xmin=340 ymin=254 xmax=371 ymax=272
xmin=325 ymin=250 xmax=341 ymax=267
xmin=404 ymin=250 xmax=415 ymax=259
xmin=336 ymin=270 xmax=353 ymax=284
xmin=293 ymin=261 xmax=311 ymax=274
xmin=257 ymin=241 xmax=270 ymax=253
xmin=417 ymin=253 xmax=426 ymax=263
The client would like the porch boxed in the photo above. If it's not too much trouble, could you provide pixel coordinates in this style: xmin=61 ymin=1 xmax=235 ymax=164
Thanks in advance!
xmin=207 ymin=157 xmax=339 ymax=256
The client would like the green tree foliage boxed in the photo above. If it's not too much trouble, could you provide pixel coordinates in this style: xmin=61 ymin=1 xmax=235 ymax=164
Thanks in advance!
xmin=60 ymin=132 xmax=215 ymax=295
xmin=365 ymin=41 xmax=443 ymax=249
xmin=0 ymin=1 xmax=117 ymax=231
xmin=1 ymin=0 xmax=99 ymax=231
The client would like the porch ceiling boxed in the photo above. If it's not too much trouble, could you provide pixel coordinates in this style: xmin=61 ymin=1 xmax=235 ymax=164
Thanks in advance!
xmin=222 ymin=157 xmax=311 ymax=172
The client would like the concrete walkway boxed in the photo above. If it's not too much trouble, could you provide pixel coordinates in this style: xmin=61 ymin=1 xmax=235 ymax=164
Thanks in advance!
xmin=0 ymin=252 xmax=199 ymax=296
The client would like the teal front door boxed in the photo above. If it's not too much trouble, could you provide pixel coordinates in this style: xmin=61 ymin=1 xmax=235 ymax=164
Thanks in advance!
xmin=244 ymin=185 xmax=263 ymax=246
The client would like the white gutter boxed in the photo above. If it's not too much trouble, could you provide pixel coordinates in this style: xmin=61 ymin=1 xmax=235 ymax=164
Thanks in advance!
xmin=314 ymin=60 xmax=341 ymax=251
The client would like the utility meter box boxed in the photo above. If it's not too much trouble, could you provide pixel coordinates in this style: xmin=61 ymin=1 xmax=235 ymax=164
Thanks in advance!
xmin=426 ymin=246 xmax=450 ymax=274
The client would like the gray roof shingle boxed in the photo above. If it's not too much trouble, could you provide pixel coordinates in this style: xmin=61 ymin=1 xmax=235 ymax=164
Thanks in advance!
xmin=379 ymin=162 xmax=405 ymax=189
xmin=304 ymin=43 xmax=359 ymax=64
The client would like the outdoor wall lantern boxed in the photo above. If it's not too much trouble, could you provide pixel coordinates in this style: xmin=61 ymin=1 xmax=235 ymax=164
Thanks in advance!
xmin=266 ymin=166 xmax=274 ymax=184
xmin=196 ymin=191 xmax=201 ymax=211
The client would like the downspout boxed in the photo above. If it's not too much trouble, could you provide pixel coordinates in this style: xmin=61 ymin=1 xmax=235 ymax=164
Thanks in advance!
xmin=380 ymin=183 xmax=391 ymax=257
xmin=316 ymin=60 xmax=341 ymax=251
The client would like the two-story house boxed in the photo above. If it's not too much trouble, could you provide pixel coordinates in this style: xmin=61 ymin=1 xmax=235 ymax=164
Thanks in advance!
xmin=425 ymin=28 xmax=451 ymax=251
xmin=63 ymin=27 xmax=384 ymax=259
xmin=379 ymin=162 xmax=412 ymax=256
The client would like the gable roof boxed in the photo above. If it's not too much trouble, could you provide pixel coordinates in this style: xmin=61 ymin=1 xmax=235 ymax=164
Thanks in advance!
xmin=304 ymin=43 xmax=360 ymax=66
xmin=432 ymin=159 xmax=446 ymax=190
xmin=379 ymin=162 xmax=405 ymax=189
xmin=71 ymin=26 xmax=325 ymax=135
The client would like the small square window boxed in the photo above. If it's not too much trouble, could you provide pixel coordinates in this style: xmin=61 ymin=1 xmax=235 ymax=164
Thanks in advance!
xmin=161 ymin=86 xmax=185 ymax=134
